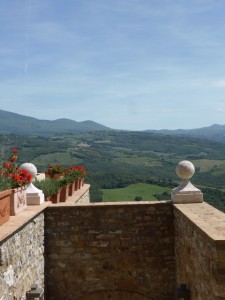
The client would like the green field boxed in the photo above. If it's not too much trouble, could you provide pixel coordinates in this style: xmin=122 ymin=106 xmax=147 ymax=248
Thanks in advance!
xmin=102 ymin=183 xmax=170 ymax=202
xmin=192 ymin=159 xmax=225 ymax=172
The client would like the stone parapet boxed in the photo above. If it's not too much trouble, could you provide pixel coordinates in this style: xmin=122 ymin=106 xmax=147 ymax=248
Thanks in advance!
xmin=0 ymin=210 xmax=46 ymax=299
xmin=45 ymin=201 xmax=175 ymax=300
xmin=174 ymin=202 xmax=225 ymax=300
xmin=0 ymin=184 xmax=90 ymax=299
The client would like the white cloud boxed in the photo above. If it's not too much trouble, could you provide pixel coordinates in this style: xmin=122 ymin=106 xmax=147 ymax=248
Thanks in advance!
xmin=212 ymin=79 xmax=225 ymax=88
xmin=217 ymin=108 xmax=225 ymax=112
xmin=1 ymin=0 xmax=225 ymax=129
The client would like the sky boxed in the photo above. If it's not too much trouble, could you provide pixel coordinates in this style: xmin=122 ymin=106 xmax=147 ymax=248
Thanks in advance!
xmin=1 ymin=0 xmax=225 ymax=130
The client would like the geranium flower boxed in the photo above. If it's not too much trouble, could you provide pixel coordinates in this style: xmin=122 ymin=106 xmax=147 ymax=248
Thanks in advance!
xmin=0 ymin=148 xmax=32 ymax=188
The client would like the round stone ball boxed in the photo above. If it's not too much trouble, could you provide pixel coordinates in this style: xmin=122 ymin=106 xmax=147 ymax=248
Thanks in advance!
xmin=176 ymin=160 xmax=195 ymax=180
xmin=20 ymin=162 xmax=37 ymax=179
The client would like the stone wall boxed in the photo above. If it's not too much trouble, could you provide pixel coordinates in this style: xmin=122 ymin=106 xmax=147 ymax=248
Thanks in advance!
xmin=0 ymin=212 xmax=45 ymax=300
xmin=1 ymin=186 xmax=225 ymax=300
xmin=174 ymin=202 xmax=225 ymax=300
xmin=45 ymin=201 xmax=175 ymax=300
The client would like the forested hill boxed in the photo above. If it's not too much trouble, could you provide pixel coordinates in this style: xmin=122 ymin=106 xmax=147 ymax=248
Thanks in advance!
xmin=146 ymin=124 xmax=225 ymax=142
xmin=2 ymin=109 xmax=225 ymax=143
xmin=0 ymin=109 xmax=110 ymax=134
xmin=1 ymin=130 xmax=225 ymax=211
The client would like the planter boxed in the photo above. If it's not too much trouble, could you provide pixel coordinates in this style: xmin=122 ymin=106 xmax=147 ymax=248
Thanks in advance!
xmin=60 ymin=185 xmax=69 ymax=202
xmin=0 ymin=189 xmax=11 ymax=226
xmin=50 ymin=191 xmax=61 ymax=203
xmin=45 ymin=173 xmax=63 ymax=180
xmin=68 ymin=182 xmax=74 ymax=196
xmin=45 ymin=196 xmax=51 ymax=202
xmin=10 ymin=186 xmax=27 ymax=216
xmin=74 ymin=179 xmax=79 ymax=191
xmin=77 ymin=179 xmax=82 ymax=190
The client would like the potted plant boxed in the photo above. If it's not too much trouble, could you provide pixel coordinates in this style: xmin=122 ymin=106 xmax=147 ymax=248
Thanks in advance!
xmin=0 ymin=148 xmax=32 ymax=216
xmin=45 ymin=164 xmax=65 ymax=180
xmin=64 ymin=167 xmax=80 ymax=196
xmin=34 ymin=178 xmax=61 ymax=203
xmin=57 ymin=177 xmax=71 ymax=202
xmin=69 ymin=165 xmax=88 ymax=190
xmin=0 ymin=175 xmax=13 ymax=226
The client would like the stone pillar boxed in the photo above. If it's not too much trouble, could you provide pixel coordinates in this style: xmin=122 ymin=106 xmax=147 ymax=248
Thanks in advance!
xmin=20 ymin=163 xmax=45 ymax=205
xmin=171 ymin=160 xmax=203 ymax=204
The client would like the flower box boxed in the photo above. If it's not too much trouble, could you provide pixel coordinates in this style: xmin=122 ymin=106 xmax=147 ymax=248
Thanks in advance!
xmin=74 ymin=179 xmax=81 ymax=191
xmin=0 ymin=189 xmax=11 ymax=226
xmin=10 ymin=186 xmax=27 ymax=216
xmin=45 ymin=173 xmax=62 ymax=180
xmin=68 ymin=182 xmax=75 ymax=196
xmin=77 ymin=179 xmax=82 ymax=190
xmin=60 ymin=185 xmax=69 ymax=202
xmin=50 ymin=191 xmax=61 ymax=203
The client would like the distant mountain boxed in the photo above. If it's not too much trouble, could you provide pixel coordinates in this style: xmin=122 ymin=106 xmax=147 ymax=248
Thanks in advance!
xmin=0 ymin=110 xmax=111 ymax=135
xmin=146 ymin=124 xmax=225 ymax=142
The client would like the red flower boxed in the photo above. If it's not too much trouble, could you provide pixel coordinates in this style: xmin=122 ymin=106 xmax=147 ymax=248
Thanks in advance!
xmin=3 ymin=162 xmax=13 ymax=169
xmin=13 ymin=148 xmax=18 ymax=153
xmin=9 ymin=155 xmax=18 ymax=162
xmin=0 ymin=148 xmax=32 ymax=188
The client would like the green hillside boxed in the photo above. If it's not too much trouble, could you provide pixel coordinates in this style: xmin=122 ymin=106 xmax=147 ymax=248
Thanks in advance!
xmin=0 ymin=110 xmax=110 ymax=135
xmin=1 ymin=130 xmax=225 ymax=211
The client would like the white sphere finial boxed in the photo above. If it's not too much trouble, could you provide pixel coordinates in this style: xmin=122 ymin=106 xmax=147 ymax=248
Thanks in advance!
xmin=176 ymin=160 xmax=195 ymax=180
xmin=20 ymin=162 xmax=38 ymax=180
xmin=20 ymin=163 xmax=45 ymax=205
xmin=172 ymin=160 xmax=203 ymax=203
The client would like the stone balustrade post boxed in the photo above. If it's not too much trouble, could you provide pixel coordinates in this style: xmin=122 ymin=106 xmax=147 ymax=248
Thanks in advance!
xmin=171 ymin=160 xmax=203 ymax=203
xmin=20 ymin=163 xmax=45 ymax=205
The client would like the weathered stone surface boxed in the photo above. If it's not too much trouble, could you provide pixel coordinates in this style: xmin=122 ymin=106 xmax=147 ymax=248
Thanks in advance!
xmin=0 ymin=214 xmax=44 ymax=300
xmin=1 ymin=188 xmax=225 ymax=300
xmin=45 ymin=202 xmax=175 ymax=300
xmin=174 ymin=202 xmax=225 ymax=300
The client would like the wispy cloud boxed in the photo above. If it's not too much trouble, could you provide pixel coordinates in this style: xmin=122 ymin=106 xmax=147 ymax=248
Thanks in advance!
xmin=217 ymin=108 xmax=225 ymax=112
xmin=212 ymin=79 xmax=225 ymax=88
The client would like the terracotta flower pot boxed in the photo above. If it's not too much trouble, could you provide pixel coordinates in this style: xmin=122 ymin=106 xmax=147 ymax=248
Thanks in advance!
xmin=68 ymin=182 xmax=74 ymax=196
xmin=50 ymin=191 xmax=61 ymax=203
xmin=59 ymin=185 xmax=69 ymax=202
xmin=77 ymin=179 xmax=82 ymax=189
xmin=45 ymin=173 xmax=62 ymax=180
xmin=74 ymin=180 xmax=79 ymax=191
xmin=10 ymin=186 xmax=27 ymax=216
xmin=0 ymin=189 xmax=11 ymax=226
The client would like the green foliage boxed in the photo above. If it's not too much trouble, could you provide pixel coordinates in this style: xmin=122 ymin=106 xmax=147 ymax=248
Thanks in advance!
xmin=0 ymin=176 xmax=12 ymax=191
xmin=154 ymin=191 xmax=171 ymax=200
xmin=89 ymin=185 xmax=103 ymax=202
xmin=201 ymin=187 xmax=225 ymax=213
xmin=33 ymin=178 xmax=61 ymax=198
xmin=1 ymin=131 xmax=225 ymax=211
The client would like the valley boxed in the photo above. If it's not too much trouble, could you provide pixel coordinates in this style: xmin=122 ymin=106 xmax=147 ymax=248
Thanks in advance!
xmin=1 ymin=130 xmax=225 ymax=211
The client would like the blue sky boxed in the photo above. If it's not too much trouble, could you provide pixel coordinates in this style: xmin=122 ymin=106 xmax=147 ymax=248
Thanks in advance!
xmin=1 ymin=0 xmax=225 ymax=130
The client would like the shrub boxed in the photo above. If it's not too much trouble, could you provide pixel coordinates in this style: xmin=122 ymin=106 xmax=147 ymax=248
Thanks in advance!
xmin=34 ymin=178 xmax=61 ymax=198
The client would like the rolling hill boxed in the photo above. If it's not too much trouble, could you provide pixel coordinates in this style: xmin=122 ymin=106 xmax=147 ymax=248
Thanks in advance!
xmin=0 ymin=109 xmax=110 ymax=135
xmin=1 ymin=109 xmax=225 ymax=143
xmin=146 ymin=124 xmax=225 ymax=142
